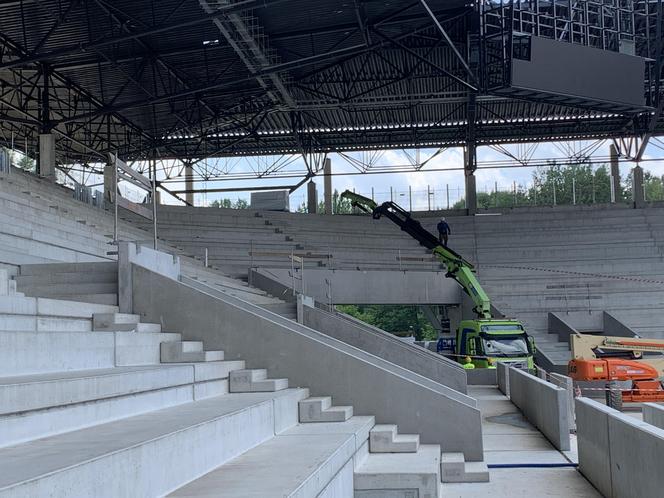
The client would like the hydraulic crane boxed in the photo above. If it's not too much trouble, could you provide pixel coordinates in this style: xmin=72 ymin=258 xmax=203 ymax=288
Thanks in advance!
xmin=340 ymin=191 xmax=535 ymax=369
xmin=568 ymin=334 xmax=664 ymax=410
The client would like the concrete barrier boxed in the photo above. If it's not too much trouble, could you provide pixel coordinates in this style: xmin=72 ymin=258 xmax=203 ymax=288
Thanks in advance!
xmin=643 ymin=403 xmax=664 ymax=429
xmin=549 ymin=372 xmax=576 ymax=430
xmin=497 ymin=362 xmax=509 ymax=397
xmin=465 ymin=368 xmax=497 ymax=386
xmin=577 ymin=397 xmax=664 ymax=498
xmin=250 ymin=267 xmax=461 ymax=305
xmin=508 ymin=367 xmax=571 ymax=451
xmin=300 ymin=303 xmax=467 ymax=394
xmin=132 ymin=266 xmax=485 ymax=461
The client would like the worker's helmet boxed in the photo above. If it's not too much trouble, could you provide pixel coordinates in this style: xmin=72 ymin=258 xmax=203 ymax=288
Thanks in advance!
xmin=487 ymin=358 xmax=495 ymax=366
xmin=464 ymin=356 xmax=472 ymax=363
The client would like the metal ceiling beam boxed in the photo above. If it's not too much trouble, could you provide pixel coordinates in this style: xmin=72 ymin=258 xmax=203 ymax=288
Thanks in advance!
xmin=418 ymin=0 xmax=476 ymax=84
xmin=0 ymin=0 xmax=290 ymax=70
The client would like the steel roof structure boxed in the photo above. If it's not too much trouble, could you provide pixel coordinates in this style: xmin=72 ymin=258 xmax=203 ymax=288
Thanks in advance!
xmin=0 ymin=0 xmax=662 ymax=179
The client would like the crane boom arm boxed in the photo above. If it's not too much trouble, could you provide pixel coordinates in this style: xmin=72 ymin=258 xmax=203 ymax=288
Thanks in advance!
xmin=341 ymin=190 xmax=492 ymax=319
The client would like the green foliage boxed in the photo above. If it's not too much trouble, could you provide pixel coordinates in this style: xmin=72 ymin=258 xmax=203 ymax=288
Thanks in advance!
xmin=209 ymin=198 xmax=249 ymax=209
xmin=17 ymin=153 xmax=35 ymax=172
xmin=452 ymin=163 xmax=635 ymax=209
xmin=336 ymin=304 xmax=437 ymax=341
xmin=296 ymin=189 xmax=354 ymax=214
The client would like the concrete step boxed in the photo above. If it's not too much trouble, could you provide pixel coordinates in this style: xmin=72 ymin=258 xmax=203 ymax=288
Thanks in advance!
xmin=229 ymin=368 xmax=289 ymax=392
xmin=0 ymin=314 xmax=91 ymax=332
xmin=369 ymin=424 xmax=420 ymax=453
xmin=34 ymin=293 xmax=119 ymax=306
xmin=299 ymin=396 xmax=353 ymax=423
xmin=19 ymin=262 xmax=118 ymax=276
xmin=440 ymin=452 xmax=490 ymax=483
xmin=160 ymin=341 xmax=224 ymax=363
xmin=169 ymin=415 xmax=373 ymax=498
xmin=0 ymin=389 xmax=308 ymax=497
xmin=0 ymin=295 xmax=118 ymax=318
xmin=355 ymin=444 xmax=442 ymax=497
xmin=0 ymin=361 xmax=246 ymax=448
xmin=93 ymin=314 xmax=161 ymax=333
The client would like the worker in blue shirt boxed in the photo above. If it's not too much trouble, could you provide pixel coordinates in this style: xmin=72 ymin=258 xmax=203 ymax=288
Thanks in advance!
xmin=437 ymin=217 xmax=451 ymax=246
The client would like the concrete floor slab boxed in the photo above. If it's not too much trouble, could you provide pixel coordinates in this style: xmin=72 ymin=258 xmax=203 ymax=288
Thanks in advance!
xmin=442 ymin=468 xmax=602 ymax=497
xmin=483 ymin=450 xmax=568 ymax=465
xmin=0 ymin=389 xmax=305 ymax=490
xmin=284 ymin=415 xmax=375 ymax=451
xmin=483 ymin=433 xmax=556 ymax=451
xmin=168 ymin=432 xmax=356 ymax=497
xmin=445 ymin=386 xmax=601 ymax=497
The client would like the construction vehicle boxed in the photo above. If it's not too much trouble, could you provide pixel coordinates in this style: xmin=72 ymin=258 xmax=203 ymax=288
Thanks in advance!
xmin=340 ymin=190 xmax=535 ymax=370
xmin=568 ymin=334 xmax=664 ymax=410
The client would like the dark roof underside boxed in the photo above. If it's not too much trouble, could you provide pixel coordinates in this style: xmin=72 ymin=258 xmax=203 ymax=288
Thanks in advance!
xmin=0 ymin=0 xmax=660 ymax=164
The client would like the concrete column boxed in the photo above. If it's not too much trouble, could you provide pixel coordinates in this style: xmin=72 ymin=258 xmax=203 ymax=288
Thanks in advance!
xmin=38 ymin=134 xmax=55 ymax=178
xmin=307 ymin=180 xmax=318 ymax=214
xmin=323 ymin=158 xmax=332 ymax=215
xmin=610 ymin=144 xmax=621 ymax=203
xmin=104 ymin=159 xmax=116 ymax=204
xmin=184 ymin=162 xmax=194 ymax=206
xmin=155 ymin=190 xmax=162 ymax=205
xmin=632 ymin=165 xmax=645 ymax=209
xmin=463 ymin=147 xmax=477 ymax=215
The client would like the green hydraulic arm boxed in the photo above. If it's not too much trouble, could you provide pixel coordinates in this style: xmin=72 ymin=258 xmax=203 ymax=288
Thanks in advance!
xmin=341 ymin=190 xmax=492 ymax=319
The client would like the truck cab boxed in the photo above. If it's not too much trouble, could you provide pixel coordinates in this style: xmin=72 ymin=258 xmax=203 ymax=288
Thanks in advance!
xmin=456 ymin=319 xmax=535 ymax=370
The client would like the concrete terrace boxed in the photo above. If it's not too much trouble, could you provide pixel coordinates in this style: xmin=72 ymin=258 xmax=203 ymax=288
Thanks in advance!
xmin=1 ymin=167 xmax=662 ymax=497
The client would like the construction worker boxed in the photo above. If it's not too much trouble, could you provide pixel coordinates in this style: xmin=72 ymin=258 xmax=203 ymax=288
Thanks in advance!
xmin=437 ymin=217 xmax=451 ymax=246
xmin=462 ymin=356 xmax=475 ymax=369
xmin=487 ymin=358 xmax=497 ymax=369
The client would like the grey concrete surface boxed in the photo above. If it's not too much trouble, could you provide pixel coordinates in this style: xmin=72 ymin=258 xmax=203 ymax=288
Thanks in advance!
xmin=508 ymin=368 xmax=571 ymax=451
xmin=497 ymin=362 xmax=509 ymax=397
xmin=369 ymin=424 xmax=419 ymax=453
xmin=643 ymin=403 xmax=664 ymax=429
xmin=301 ymin=304 xmax=467 ymax=394
xmin=253 ymin=267 xmax=461 ymax=305
xmin=575 ymin=398 xmax=614 ymax=498
xmin=466 ymin=368 xmax=497 ymax=386
xmin=354 ymin=444 xmax=441 ymax=498
xmin=443 ymin=386 xmax=600 ymax=498
xmin=608 ymin=406 xmax=664 ymax=498
xmin=0 ymin=389 xmax=307 ymax=498
xmin=133 ymin=267 xmax=485 ymax=460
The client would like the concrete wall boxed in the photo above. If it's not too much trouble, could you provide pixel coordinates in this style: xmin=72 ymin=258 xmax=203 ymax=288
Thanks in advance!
xmin=497 ymin=362 xmax=509 ymax=397
xmin=576 ymin=397 xmax=664 ymax=498
xmin=508 ymin=367 xmax=571 ymax=451
xmin=300 ymin=304 xmax=468 ymax=394
xmin=465 ymin=368 xmax=497 ymax=386
xmin=603 ymin=311 xmax=638 ymax=338
xmin=132 ymin=266 xmax=485 ymax=461
xmin=251 ymin=267 xmax=461 ymax=305
xmin=643 ymin=403 xmax=664 ymax=430
xmin=118 ymin=242 xmax=180 ymax=313
xmin=548 ymin=313 xmax=578 ymax=343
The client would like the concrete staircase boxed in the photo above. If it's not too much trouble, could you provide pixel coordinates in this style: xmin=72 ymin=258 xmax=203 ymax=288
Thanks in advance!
xmin=1 ymin=266 xmax=469 ymax=497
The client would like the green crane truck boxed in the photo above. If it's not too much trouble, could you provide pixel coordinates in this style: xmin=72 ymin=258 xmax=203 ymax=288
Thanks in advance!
xmin=340 ymin=191 xmax=535 ymax=370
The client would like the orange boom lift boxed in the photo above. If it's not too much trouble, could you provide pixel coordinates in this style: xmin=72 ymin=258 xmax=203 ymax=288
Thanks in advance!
xmin=568 ymin=334 xmax=664 ymax=409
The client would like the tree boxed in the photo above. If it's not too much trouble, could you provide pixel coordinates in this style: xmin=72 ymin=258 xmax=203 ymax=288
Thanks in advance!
xmin=336 ymin=304 xmax=437 ymax=341
xmin=529 ymin=163 xmax=617 ymax=205
xmin=452 ymin=163 xmax=624 ymax=209
xmin=209 ymin=198 xmax=249 ymax=209
xmin=296 ymin=189 xmax=354 ymax=214
xmin=209 ymin=199 xmax=232 ymax=208
xmin=17 ymin=154 xmax=35 ymax=172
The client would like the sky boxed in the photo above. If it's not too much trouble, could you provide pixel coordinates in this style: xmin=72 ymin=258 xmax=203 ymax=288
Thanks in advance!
xmin=50 ymin=138 xmax=664 ymax=212
xmin=165 ymin=138 xmax=664 ymax=211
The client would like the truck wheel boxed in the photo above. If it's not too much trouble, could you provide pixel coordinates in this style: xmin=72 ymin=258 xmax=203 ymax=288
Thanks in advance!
xmin=606 ymin=381 xmax=623 ymax=411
